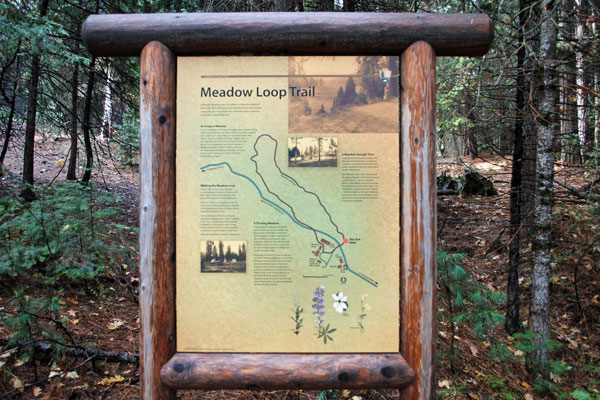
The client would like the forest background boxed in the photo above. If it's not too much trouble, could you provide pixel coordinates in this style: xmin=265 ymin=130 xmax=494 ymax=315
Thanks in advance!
xmin=0 ymin=0 xmax=599 ymax=399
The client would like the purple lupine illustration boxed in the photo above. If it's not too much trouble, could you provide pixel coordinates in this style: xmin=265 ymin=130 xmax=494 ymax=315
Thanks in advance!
xmin=312 ymin=284 xmax=336 ymax=344
xmin=312 ymin=284 xmax=326 ymax=330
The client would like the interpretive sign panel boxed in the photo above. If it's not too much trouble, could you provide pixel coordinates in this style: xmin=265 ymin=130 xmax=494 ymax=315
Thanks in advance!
xmin=176 ymin=56 xmax=400 ymax=353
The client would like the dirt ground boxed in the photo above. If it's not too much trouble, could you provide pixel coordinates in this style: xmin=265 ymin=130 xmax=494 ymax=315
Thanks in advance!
xmin=289 ymin=100 xmax=399 ymax=134
xmin=1 ymin=133 xmax=599 ymax=399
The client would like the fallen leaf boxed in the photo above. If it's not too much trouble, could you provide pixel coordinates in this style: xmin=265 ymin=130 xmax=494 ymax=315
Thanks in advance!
xmin=341 ymin=389 xmax=351 ymax=398
xmin=49 ymin=371 xmax=62 ymax=378
xmin=67 ymin=297 xmax=78 ymax=305
xmin=107 ymin=319 xmax=125 ymax=330
xmin=65 ymin=371 xmax=79 ymax=379
xmin=32 ymin=386 xmax=43 ymax=397
xmin=514 ymin=350 xmax=525 ymax=357
xmin=0 ymin=348 xmax=16 ymax=359
xmin=99 ymin=375 xmax=125 ymax=386
xmin=0 ymin=360 xmax=5 ymax=369
xmin=468 ymin=394 xmax=480 ymax=399
xmin=468 ymin=342 xmax=478 ymax=356
xmin=438 ymin=379 xmax=451 ymax=389
xmin=524 ymin=394 xmax=534 ymax=400
xmin=67 ymin=310 xmax=77 ymax=317
xmin=14 ymin=358 xmax=27 ymax=367
xmin=71 ymin=319 xmax=80 ymax=325
xmin=520 ymin=381 xmax=531 ymax=389
xmin=10 ymin=375 xmax=24 ymax=390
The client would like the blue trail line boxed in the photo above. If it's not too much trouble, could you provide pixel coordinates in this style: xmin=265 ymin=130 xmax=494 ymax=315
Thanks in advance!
xmin=200 ymin=162 xmax=377 ymax=288
xmin=318 ymin=250 xmax=335 ymax=267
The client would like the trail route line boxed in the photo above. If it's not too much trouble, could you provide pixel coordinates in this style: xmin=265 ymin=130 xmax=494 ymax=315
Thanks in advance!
xmin=251 ymin=134 xmax=344 ymax=254
xmin=200 ymin=134 xmax=378 ymax=288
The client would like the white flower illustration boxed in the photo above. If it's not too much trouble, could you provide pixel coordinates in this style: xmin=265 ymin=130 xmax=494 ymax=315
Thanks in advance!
xmin=332 ymin=292 xmax=348 ymax=313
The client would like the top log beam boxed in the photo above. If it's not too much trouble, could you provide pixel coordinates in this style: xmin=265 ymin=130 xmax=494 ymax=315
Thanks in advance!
xmin=82 ymin=12 xmax=492 ymax=57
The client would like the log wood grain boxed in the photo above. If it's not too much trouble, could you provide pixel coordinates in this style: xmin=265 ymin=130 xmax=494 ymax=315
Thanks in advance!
xmin=160 ymin=353 xmax=415 ymax=390
xmin=139 ymin=41 xmax=176 ymax=400
xmin=83 ymin=12 xmax=492 ymax=57
xmin=400 ymin=41 xmax=437 ymax=400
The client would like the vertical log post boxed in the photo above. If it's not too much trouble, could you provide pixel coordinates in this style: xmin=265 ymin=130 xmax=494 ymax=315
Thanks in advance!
xmin=139 ymin=41 xmax=177 ymax=400
xmin=400 ymin=41 xmax=437 ymax=400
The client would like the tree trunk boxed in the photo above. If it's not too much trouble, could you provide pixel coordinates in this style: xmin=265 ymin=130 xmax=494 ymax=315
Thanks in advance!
xmin=593 ymin=15 xmax=599 ymax=158
xmin=559 ymin=0 xmax=580 ymax=164
xmin=520 ymin=0 xmax=539 ymax=238
xmin=0 ymin=55 xmax=20 ymax=168
xmin=22 ymin=0 xmax=50 ymax=200
xmin=388 ymin=56 xmax=399 ymax=98
xmin=67 ymin=64 xmax=79 ymax=180
xmin=575 ymin=0 xmax=592 ymax=161
xmin=531 ymin=0 xmax=557 ymax=372
xmin=558 ymin=0 xmax=580 ymax=164
xmin=506 ymin=0 xmax=529 ymax=336
xmin=101 ymin=61 xmax=112 ymax=139
xmin=465 ymin=106 xmax=478 ymax=160
xmin=343 ymin=0 xmax=356 ymax=11
xmin=81 ymin=57 xmax=96 ymax=184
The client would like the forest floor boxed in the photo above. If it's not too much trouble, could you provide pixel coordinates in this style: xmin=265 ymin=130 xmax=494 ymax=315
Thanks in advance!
xmin=0 ymin=133 xmax=599 ymax=399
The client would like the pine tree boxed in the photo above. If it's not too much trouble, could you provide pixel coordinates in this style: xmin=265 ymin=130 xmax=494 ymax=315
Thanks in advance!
xmin=344 ymin=77 xmax=357 ymax=104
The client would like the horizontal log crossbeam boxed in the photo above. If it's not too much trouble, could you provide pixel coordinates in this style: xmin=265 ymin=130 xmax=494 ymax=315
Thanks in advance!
xmin=83 ymin=12 xmax=492 ymax=57
xmin=160 ymin=353 xmax=415 ymax=390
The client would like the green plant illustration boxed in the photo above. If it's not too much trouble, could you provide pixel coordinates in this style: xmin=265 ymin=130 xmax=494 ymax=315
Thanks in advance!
xmin=291 ymin=293 xmax=303 ymax=335
xmin=317 ymin=323 xmax=336 ymax=344
xmin=357 ymin=294 xmax=371 ymax=333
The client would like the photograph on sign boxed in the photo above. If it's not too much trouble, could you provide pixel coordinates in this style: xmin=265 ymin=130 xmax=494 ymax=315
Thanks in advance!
xmin=288 ymin=56 xmax=399 ymax=133
xmin=176 ymin=56 xmax=399 ymax=353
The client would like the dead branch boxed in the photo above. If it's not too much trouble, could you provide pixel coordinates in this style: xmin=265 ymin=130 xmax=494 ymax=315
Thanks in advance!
xmin=32 ymin=341 xmax=139 ymax=364
xmin=554 ymin=178 xmax=600 ymax=202
xmin=438 ymin=189 xmax=458 ymax=195
xmin=1 ymin=339 xmax=138 ymax=365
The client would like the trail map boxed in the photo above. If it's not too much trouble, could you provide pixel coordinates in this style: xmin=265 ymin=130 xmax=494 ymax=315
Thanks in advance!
xmin=176 ymin=56 xmax=400 ymax=353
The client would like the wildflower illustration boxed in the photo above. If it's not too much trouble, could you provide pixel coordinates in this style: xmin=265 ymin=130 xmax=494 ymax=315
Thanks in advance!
xmin=291 ymin=292 xmax=303 ymax=335
xmin=357 ymin=294 xmax=372 ymax=333
xmin=312 ymin=284 xmax=335 ymax=343
xmin=312 ymin=285 xmax=325 ymax=329
xmin=332 ymin=292 xmax=348 ymax=313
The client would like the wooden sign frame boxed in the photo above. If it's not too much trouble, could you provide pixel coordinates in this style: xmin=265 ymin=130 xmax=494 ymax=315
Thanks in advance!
xmin=83 ymin=12 xmax=492 ymax=400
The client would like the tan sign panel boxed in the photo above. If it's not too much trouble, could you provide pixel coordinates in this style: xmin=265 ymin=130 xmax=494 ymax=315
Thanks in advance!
xmin=176 ymin=56 xmax=400 ymax=352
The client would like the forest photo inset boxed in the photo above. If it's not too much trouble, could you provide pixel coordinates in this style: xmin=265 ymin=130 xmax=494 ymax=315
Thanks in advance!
xmin=288 ymin=56 xmax=399 ymax=134
xmin=288 ymin=137 xmax=338 ymax=167
xmin=201 ymin=240 xmax=247 ymax=273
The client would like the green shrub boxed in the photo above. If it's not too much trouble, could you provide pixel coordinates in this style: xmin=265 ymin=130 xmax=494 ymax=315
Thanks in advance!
xmin=0 ymin=183 xmax=123 ymax=281
xmin=0 ymin=182 xmax=136 ymax=360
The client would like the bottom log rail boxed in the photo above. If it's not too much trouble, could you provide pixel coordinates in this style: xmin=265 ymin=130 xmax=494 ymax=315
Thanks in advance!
xmin=160 ymin=353 xmax=415 ymax=390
